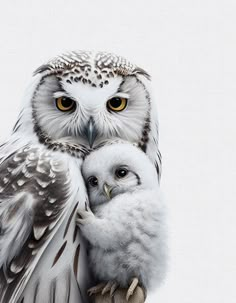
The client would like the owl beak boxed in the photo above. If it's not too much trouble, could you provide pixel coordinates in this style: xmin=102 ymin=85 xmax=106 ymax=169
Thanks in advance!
xmin=103 ymin=183 xmax=112 ymax=200
xmin=84 ymin=117 xmax=98 ymax=148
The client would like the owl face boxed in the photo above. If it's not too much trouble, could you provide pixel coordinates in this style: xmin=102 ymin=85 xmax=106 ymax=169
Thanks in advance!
xmin=30 ymin=51 xmax=151 ymax=153
xmin=32 ymin=74 xmax=149 ymax=149
xmin=82 ymin=143 xmax=158 ymax=206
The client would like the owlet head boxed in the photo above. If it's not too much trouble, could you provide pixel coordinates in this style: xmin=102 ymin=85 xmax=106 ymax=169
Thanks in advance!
xmin=82 ymin=142 xmax=158 ymax=206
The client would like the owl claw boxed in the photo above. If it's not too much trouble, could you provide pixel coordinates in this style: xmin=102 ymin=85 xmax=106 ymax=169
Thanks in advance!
xmin=87 ymin=283 xmax=106 ymax=296
xmin=101 ymin=282 xmax=111 ymax=295
xmin=110 ymin=282 xmax=119 ymax=297
xmin=88 ymin=281 xmax=118 ymax=297
xmin=101 ymin=281 xmax=119 ymax=296
xmin=126 ymin=277 xmax=139 ymax=301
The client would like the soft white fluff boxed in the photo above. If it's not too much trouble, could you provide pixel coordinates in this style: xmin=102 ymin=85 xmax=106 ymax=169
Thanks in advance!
xmin=80 ymin=143 xmax=167 ymax=290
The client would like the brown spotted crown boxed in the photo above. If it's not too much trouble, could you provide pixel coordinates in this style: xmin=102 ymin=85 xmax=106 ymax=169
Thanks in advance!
xmin=34 ymin=50 xmax=150 ymax=88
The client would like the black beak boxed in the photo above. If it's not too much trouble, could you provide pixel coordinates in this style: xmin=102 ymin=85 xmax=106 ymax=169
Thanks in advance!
xmin=83 ymin=117 xmax=98 ymax=148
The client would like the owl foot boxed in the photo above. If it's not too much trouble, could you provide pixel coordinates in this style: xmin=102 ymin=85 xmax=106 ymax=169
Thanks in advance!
xmin=88 ymin=283 xmax=106 ymax=296
xmin=126 ymin=277 xmax=139 ymax=301
xmin=101 ymin=281 xmax=119 ymax=297
xmin=88 ymin=281 xmax=119 ymax=298
xmin=91 ymin=286 xmax=146 ymax=303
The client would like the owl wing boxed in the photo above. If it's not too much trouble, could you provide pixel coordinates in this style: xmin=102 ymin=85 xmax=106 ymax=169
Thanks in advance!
xmin=146 ymin=121 xmax=162 ymax=180
xmin=0 ymin=144 xmax=81 ymax=303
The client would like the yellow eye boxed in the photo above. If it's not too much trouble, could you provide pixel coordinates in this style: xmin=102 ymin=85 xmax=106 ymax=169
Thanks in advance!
xmin=107 ymin=97 xmax=127 ymax=112
xmin=55 ymin=97 xmax=76 ymax=112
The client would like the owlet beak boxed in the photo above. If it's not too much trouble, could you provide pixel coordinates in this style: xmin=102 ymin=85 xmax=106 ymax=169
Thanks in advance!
xmin=103 ymin=183 xmax=112 ymax=200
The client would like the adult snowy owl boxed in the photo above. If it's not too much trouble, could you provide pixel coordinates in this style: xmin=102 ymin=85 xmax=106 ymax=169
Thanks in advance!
xmin=78 ymin=143 xmax=167 ymax=302
xmin=0 ymin=50 xmax=161 ymax=303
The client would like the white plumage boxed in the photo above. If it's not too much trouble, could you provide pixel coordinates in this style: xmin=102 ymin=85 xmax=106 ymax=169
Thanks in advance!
xmin=78 ymin=142 xmax=167 ymax=300
xmin=0 ymin=50 xmax=162 ymax=303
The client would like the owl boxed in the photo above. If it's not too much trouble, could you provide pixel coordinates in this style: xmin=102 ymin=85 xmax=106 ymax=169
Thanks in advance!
xmin=0 ymin=50 xmax=161 ymax=303
xmin=78 ymin=142 xmax=167 ymax=302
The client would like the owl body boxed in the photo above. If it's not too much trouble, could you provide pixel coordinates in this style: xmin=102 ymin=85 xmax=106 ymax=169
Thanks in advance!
xmin=80 ymin=143 xmax=167 ymax=292
xmin=0 ymin=50 xmax=161 ymax=302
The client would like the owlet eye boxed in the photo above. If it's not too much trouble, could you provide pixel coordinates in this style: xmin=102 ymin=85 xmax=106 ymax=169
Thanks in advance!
xmin=56 ymin=97 xmax=76 ymax=112
xmin=107 ymin=97 xmax=127 ymax=112
xmin=115 ymin=168 xmax=128 ymax=178
xmin=88 ymin=176 xmax=98 ymax=187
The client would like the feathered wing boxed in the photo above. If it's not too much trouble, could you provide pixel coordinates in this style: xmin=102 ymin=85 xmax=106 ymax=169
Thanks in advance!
xmin=136 ymin=74 xmax=162 ymax=180
xmin=146 ymin=120 xmax=162 ymax=180
xmin=0 ymin=144 xmax=90 ymax=303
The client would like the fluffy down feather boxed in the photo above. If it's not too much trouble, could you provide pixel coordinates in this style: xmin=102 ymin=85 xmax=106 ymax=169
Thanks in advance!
xmin=79 ymin=143 xmax=167 ymax=291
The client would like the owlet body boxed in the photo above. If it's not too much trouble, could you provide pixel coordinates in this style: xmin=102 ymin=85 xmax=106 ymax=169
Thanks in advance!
xmin=0 ymin=50 xmax=161 ymax=303
xmin=79 ymin=143 xmax=167 ymax=294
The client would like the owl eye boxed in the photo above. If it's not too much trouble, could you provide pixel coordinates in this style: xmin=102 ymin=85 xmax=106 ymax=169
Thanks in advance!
xmin=107 ymin=97 xmax=127 ymax=112
xmin=88 ymin=176 xmax=98 ymax=187
xmin=55 ymin=97 xmax=76 ymax=112
xmin=115 ymin=168 xmax=128 ymax=178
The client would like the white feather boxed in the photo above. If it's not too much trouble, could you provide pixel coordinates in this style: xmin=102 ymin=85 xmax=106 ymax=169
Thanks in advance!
xmin=80 ymin=143 xmax=167 ymax=290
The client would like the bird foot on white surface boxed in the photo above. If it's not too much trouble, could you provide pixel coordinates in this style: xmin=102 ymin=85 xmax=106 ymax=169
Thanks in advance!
xmin=126 ymin=277 xmax=139 ymax=301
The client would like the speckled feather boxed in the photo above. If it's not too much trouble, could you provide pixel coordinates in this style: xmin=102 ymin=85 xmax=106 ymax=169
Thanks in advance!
xmin=0 ymin=144 xmax=89 ymax=303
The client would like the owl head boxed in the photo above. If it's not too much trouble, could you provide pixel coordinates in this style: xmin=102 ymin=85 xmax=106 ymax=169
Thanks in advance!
xmin=82 ymin=142 xmax=158 ymax=206
xmin=13 ymin=50 xmax=160 ymax=174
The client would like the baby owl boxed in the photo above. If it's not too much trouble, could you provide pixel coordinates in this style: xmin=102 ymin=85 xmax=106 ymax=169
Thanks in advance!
xmin=78 ymin=142 xmax=167 ymax=301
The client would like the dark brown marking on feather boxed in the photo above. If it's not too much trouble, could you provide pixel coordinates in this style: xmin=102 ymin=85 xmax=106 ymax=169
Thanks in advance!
xmin=73 ymin=225 xmax=78 ymax=242
xmin=51 ymin=241 xmax=67 ymax=267
xmin=50 ymin=279 xmax=56 ymax=303
xmin=12 ymin=116 xmax=22 ymax=133
xmin=73 ymin=244 xmax=80 ymax=278
xmin=33 ymin=281 xmax=39 ymax=303
xmin=63 ymin=202 xmax=79 ymax=238
xmin=77 ymin=213 xmax=83 ymax=219
xmin=66 ymin=270 xmax=71 ymax=303
xmin=155 ymin=161 xmax=160 ymax=177
xmin=75 ymin=279 xmax=83 ymax=301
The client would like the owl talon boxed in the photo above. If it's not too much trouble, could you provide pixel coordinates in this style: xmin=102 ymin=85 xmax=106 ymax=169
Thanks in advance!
xmin=87 ymin=283 xmax=106 ymax=296
xmin=93 ymin=280 xmax=118 ymax=296
xmin=110 ymin=282 xmax=119 ymax=297
xmin=126 ymin=277 xmax=139 ymax=301
xmin=101 ymin=281 xmax=113 ymax=295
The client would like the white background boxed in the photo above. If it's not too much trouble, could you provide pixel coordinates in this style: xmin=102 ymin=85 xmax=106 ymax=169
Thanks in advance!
xmin=0 ymin=1 xmax=235 ymax=302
